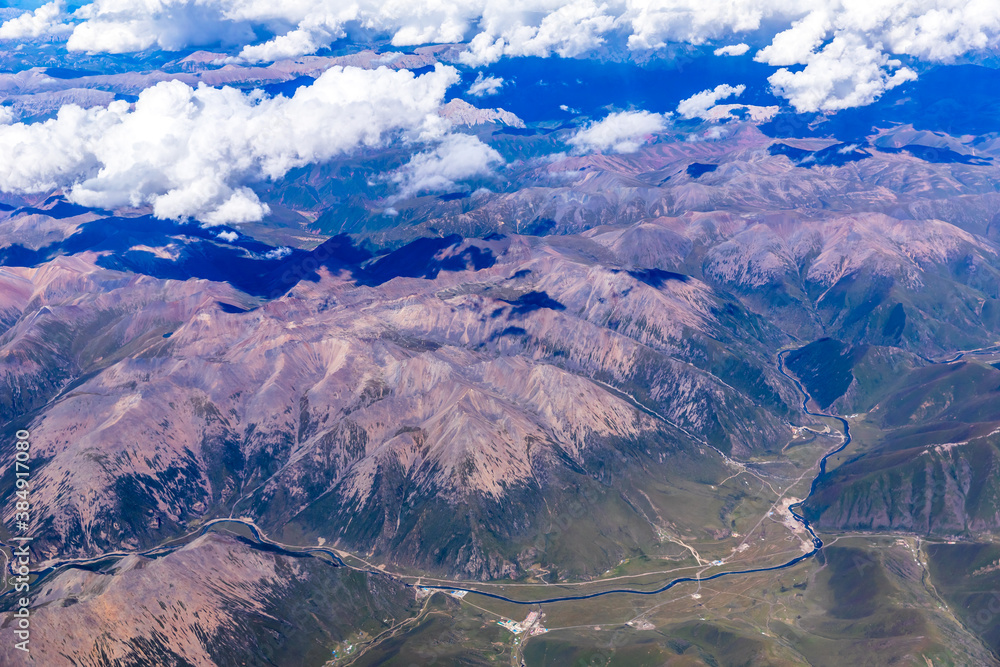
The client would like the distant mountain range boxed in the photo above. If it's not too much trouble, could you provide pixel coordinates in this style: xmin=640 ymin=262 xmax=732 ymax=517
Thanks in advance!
xmin=3 ymin=41 xmax=1000 ymax=667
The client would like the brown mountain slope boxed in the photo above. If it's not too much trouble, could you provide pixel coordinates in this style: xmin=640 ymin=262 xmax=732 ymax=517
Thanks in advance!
xmin=3 ymin=234 xmax=793 ymax=579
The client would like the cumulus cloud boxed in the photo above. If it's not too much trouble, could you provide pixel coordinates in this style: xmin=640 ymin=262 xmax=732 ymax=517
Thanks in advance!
xmin=623 ymin=0 xmax=797 ymax=51
xmin=61 ymin=0 xmax=474 ymax=59
xmin=392 ymin=133 xmax=503 ymax=198
xmin=4 ymin=0 xmax=999 ymax=112
xmin=755 ymin=9 xmax=831 ymax=67
xmin=460 ymin=0 xmax=616 ymax=66
xmin=714 ymin=43 xmax=750 ymax=56
xmin=264 ymin=246 xmax=292 ymax=259
xmin=0 ymin=1 xmax=72 ymax=40
xmin=677 ymin=84 xmax=745 ymax=119
xmin=217 ymin=230 xmax=239 ymax=242
xmin=752 ymin=1 xmax=1000 ymax=111
xmin=49 ymin=0 xmax=618 ymax=65
xmin=66 ymin=0 xmax=259 ymax=53
xmin=767 ymin=35 xmax=917 ymax=112
xmin=467 ymin=73 xmax=504 ymax=97
xmin=686 ymin=124 xmax=731 ymax=142
xmin=567 ymin=110 xmax=669 ymax=154
xmin=0 ymin=65 xmax=462 ymax=224
xmin=236 ymin=15 xmax=344 ymax=63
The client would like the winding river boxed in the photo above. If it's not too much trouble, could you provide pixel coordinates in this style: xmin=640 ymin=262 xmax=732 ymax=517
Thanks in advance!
xmin=4 ymin=349 xmax=851 ymax=607
xmin=412 ymin=349 xmax=851 ymax=604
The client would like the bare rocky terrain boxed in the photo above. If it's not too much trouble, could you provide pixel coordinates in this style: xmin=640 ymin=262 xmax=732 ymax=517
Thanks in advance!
xmin=3 ymin=60 xmax=1000 ymax=663
xmin=0 ymin=532 xmax=415 ymax=666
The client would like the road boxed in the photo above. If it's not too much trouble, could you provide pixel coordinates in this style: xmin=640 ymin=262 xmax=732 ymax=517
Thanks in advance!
xmin=3 ymin=347 xmax=855 ymax=608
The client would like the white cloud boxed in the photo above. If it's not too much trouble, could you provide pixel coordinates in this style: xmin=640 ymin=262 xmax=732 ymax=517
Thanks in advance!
xmin=767 ymin=35 xmax=917 ymax=112
xmin=232 ymin=6 xmax=362 ymax=63
xmin=677 ymin=84 xmax=745 ymax=119
xmin=392 ymin=133 xmax=503 ymax=198
xmin=467 ymin=73 xmax=504 ymax=97
xmin=236 ymin=19 xmax=343 ymax=64
xmin=62 ymin=0 xmax=475 ymax=60
xmin=567 ymin=110 xmax=668 ymax=154
xmin=217 ymin=230 xmax=239 ymax=242
xmin=623 ymin=0 xmax=799 ymax=51
xmin=460 ymin=0 xmax=616 ymax=66
xmin=714 ymin=43 xmax=750 ymax=56
xmin=686 ymin=125 xmax=730 ymax=142
xmin=0 ymin=64 xmax=461 ymax=224
xmin=752 ymin=1 xmax=1000 ymax=111
xmin=0 ymin=1 xmax=72 ymax=40
xmin=2 ymin=0 xmax=998 ymax=112
xmin=66 ymin=0 xmax=259 ymax=53
xmin=50 ymin=0 xmax=617 ymax=66
xmin=755 ymin=10 xmax=831 ymax=67
xmin=264 ymin=246 xmax=292 ymax=259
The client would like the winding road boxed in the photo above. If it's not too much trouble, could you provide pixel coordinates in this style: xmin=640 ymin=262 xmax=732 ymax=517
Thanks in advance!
xmin=3 ymin=348 xmax=852 ymax=608
xmin=409 ymin=349 xmax=851 ymax=604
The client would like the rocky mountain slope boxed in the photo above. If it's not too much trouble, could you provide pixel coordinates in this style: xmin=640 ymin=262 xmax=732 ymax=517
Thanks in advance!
xmin=804 ymin=359 xmax=1000 ymax=537
xmin=2 ymin=225 xmax=796 ymax=579
xmin=5 ymin=116 xmax=1000 ymax=582
xmin=4 ymin=90 xmax=1000 ymax=663
xmin=0 ymin=532 xmax=415 ymax=666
